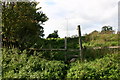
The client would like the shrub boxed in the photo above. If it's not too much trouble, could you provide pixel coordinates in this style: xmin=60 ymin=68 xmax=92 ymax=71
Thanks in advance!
xmin=2 ymin=48 xmax=67 ymax=79
xmin=66 ymin=53 xmax=120 ymax=80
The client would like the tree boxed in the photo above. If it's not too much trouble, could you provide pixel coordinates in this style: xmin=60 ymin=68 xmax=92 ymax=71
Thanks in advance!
xmin=47 ymin=30 xmax=59 ymax=38
xmin=101 ymin=26 xmax=113 ymax=31
xmin=101 ymin=26 xmax=114 ymax=34
xmin=2 ymin=1 xmax=48 ymax=49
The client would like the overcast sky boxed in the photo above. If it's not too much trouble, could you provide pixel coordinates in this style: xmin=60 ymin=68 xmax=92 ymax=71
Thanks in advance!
xmin=36 ymin=0 xmax=119 ymax=38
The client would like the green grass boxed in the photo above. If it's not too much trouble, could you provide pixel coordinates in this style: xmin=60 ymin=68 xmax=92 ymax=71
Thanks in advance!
xmin=32 ymin=33 xmax=118 ymax=49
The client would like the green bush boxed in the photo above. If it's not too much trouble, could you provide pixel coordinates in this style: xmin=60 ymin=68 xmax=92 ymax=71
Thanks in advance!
xmin=2 ymin=48 xmax=67 ymax=79
xmin=66 ymin=53 xmax=120 ymax=80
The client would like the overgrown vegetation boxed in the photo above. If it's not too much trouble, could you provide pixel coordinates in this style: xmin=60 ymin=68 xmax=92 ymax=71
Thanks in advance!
xmin=1 ymin=1 xmax=120 ymax=80
xmin=67 ymin=53 xmax=120 ymax=80
xmin=2 ymin=48 xmax=67 ymax=79
xmin=2 ymin=48 xmax=120 ymax=79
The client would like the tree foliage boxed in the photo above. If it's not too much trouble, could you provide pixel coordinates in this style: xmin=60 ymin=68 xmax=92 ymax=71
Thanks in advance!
xmin=101 ymin=26 xmax=114 ymax=34
xmin=2 ymin=1 xmax=48 ymax=49
xmin=102 ymin=26 xmax=113 ymax=31
xmin=47 ymin=30 xmax=59 ymax=38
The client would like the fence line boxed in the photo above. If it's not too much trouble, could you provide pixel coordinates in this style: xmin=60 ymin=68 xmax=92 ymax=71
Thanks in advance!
xmin=28 ymin=25 xmax=119 ymax=61
xmin=29 ymin=46 xmax=120 ymax=51
xmin=29 ymin=48 xmax=80 ymax=51
xmin=93 ymin=46 xmax=120 ymax=49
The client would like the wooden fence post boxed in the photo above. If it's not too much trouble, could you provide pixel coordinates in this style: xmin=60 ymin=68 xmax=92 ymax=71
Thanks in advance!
xmin=78 ymin=25 xmax=83 ymax=62
xmin=65 ymin=37 xmax=67 ymax=50
xmin=64 ymin=37 xmax=67 ymax=61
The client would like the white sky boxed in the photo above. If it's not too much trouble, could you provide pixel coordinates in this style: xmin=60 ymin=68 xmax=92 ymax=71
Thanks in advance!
xmin=36 ymin=0 xmax=119 ymax=38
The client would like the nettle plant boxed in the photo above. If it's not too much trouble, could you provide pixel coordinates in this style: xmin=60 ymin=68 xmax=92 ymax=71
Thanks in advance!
xmin=66 ymin=53 xmax=120 ymax=80
xmin=2 ymin=48 xmax=67 ymax=79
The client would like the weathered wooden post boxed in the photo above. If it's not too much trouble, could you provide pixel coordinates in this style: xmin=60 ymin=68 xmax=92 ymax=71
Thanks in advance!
xmin=64 ymin=37 xmax=67 ymax=61
xmin=65 ymin=37 xmax=67 ymax=50
xmin=77 ymin=25 xmax=83 ymax=62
